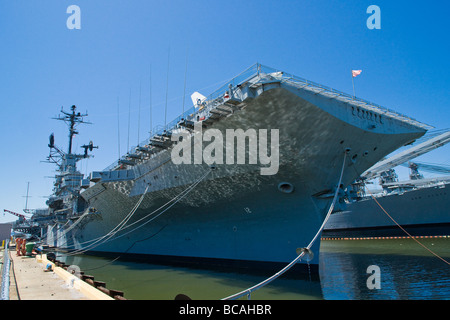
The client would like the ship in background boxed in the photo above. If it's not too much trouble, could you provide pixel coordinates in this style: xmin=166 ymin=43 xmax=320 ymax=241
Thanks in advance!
xmin=5 ymin=183 xmax=46 ymax=240
xmin=324 ymin=130 xmax=450 ymax=238
xmin=21 ymin=63 xmax=431 ymax=273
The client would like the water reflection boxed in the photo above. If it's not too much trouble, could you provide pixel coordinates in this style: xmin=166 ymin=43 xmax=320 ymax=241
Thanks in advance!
xmin=319 ymin=238 xmax=450 ymax=300
xmin=59 ymin=238 xmax=449 ymax=300
xmin=62 ymin=254 xmax=322 ymax=300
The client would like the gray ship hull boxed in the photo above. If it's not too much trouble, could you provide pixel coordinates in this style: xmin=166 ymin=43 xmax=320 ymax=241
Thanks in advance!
xmin=324 ymin=182 xmax=450 ymax=237
xmin=45 ymin=66 xmax=428 ymax=272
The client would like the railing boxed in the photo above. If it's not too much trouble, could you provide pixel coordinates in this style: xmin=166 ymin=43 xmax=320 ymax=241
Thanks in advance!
xmin=253 ymin=63 xmax=431 ymax=130
xmin=1 ymin=240 xmax=10 ymax=300
xmin=103 ymin=63 xmax=431 ymax=171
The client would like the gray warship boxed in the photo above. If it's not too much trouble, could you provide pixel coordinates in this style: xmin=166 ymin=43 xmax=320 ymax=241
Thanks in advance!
xmin=26 ymin=64 xmax=430 ymax=272
xmin=324 ymin=130 xmax=450 ymax=237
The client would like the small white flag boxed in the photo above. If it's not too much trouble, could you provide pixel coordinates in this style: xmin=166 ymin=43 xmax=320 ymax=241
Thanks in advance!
xmin=352 ymin=70 xmax=362 ymax=78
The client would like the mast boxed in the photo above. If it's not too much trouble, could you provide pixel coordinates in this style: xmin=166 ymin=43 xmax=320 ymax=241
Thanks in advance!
xmin=23 ymin=181 xmax=31 ymax=214
xmin=52 ymin=105 xmax=91 ymax=155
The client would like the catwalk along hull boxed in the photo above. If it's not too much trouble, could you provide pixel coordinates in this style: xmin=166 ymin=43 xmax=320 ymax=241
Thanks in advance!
xmin=46 ymin=66 xmax=428 ymax=272
xmin=324 ymin=182 xmax=450 ymax=237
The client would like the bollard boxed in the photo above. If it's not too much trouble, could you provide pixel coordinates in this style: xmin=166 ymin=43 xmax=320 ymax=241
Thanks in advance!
xmin=93 ymin=280 xmax=106 ymax=288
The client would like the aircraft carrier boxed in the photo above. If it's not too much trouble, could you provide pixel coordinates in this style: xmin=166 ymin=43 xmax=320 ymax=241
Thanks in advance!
xmin=26 ymin=64 xmax=431 ymax=272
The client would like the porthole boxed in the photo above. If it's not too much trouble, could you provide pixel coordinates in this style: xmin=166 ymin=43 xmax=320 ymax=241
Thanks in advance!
xmin=278 ymin=182 xmax=294 ymax=194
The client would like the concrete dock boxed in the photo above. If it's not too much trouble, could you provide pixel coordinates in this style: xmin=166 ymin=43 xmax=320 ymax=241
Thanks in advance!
xmin=1 ymin=245 xmax=114 ymax=300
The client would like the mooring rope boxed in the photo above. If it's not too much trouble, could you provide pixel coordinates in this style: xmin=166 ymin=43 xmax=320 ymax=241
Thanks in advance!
xmin=222 ymin=151 xmax=348 ymax=300
xmin=49 ymin=209 xmax=93 ymax=247
xmin=367 ymin=190 xmax=450 ymax=266
xmin=62 ymin=184 xmax=151 ymax=256
xmin=105 ymin=168 xmax=212 ymax=243
xmin=59 ymin=167 xmax=212 ymax=256
xmin=57 ymin=184 xmax=150 ymax=251
xmin=80 ymin=225 xmax=168 ymax=272
xmin=348 ymin=163 xmax=450 ymax=267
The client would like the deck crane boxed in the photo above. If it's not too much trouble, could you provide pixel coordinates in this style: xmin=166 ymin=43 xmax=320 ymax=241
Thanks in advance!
xmin=405 ymin=161 xmax=450 ymax=180
xmin=361 ymin=130 xmax=450 ymax=181
xmin=3 ymin=209 xmax=28 ymax=221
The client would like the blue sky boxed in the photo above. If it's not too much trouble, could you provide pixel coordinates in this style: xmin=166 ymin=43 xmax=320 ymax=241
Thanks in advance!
xmin=1 ymin=0 xmax=449 ymax=223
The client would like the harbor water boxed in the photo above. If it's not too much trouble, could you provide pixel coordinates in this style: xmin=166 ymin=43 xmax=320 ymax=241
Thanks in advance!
xmin=59 ymin=237 xmax=450 ymax=300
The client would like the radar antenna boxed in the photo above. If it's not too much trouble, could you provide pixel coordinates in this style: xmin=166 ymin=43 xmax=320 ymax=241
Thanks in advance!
xmin=52 ymin=105 xmax=92 ymax=154
xmin=45 ymin=105 xmax=97 ymax=167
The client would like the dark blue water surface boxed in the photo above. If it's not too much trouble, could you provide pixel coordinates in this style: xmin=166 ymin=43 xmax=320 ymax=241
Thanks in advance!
xmin=319 ymin=238 xmax=450 ymax=299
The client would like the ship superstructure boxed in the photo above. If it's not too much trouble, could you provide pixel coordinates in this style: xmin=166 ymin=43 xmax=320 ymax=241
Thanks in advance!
xmin=43 ymin=105 xmax=97 ymax=225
